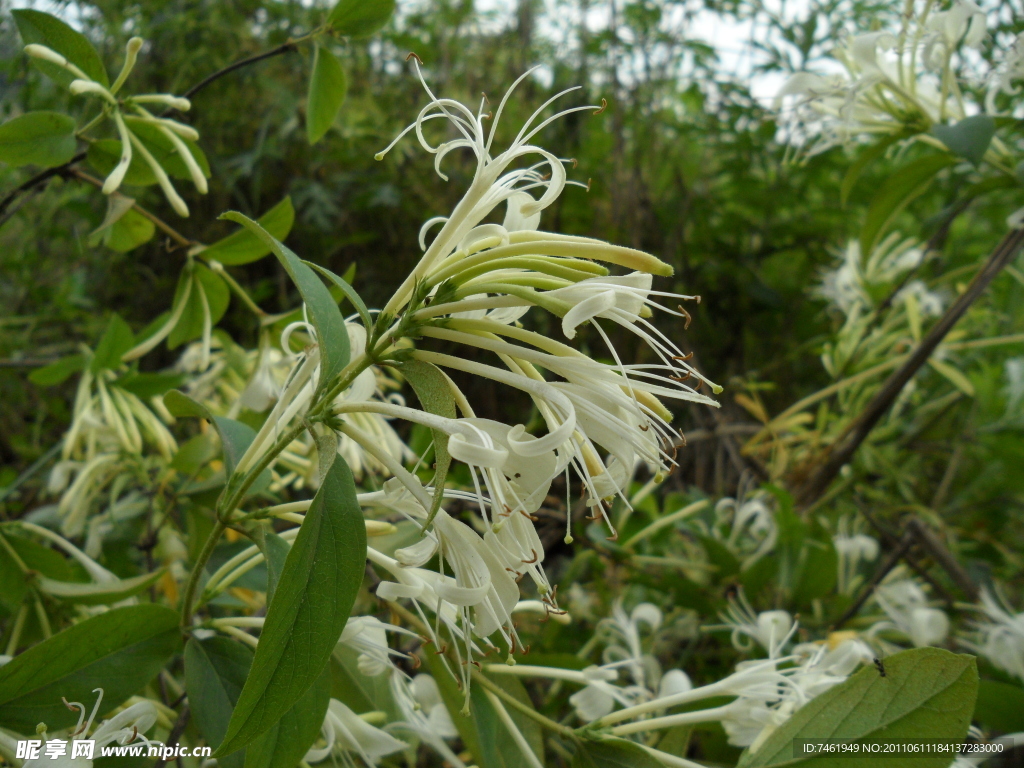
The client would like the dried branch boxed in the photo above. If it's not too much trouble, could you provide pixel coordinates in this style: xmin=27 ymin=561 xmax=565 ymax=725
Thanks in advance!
xmin=797 ymin=227 xmax=1024 ymax=507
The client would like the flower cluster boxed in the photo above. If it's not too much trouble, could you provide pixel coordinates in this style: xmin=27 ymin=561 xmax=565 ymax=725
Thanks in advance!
xmin=25 ymin=36 xmax=207 ymax=216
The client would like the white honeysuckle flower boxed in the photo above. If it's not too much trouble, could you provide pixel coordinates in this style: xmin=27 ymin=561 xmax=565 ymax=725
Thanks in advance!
xmin=964 ymin=590 xmax=1024 ymax=682
xmin=870 ymin=579 xmax=950 ymax=648
xmin=711 ymin=591 xmax=797 ymax=658
xmin=23 ymin=691 xmax=159 ymax=767
xmin=987 ymin=34 xmax=1024 ymax=114
xmin=775 ymin=3 xmax=996 ymax=155
xmin=709 ymin=493 xmax=777 ymax=569
xmin=367 ymin=64 xmax=720 ymax=546
xmin=338 ymin=616 xmax=419 ymax=677
xmin=924 ymin=0 xmax=986 ymax=66
xmin=896 ymin=279 xmax=944 ymax=318
xmin=304 ymin=699 xmax=407 ymax=766
xmin=388 ymin=672 xmax=466 ymax=768
xmin=833 ymin=517 xmax=879 ymax=595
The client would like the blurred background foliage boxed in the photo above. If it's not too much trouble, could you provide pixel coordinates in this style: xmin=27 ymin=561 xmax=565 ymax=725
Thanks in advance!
xmin=3 ymin=2 xmax=1024 ymax=754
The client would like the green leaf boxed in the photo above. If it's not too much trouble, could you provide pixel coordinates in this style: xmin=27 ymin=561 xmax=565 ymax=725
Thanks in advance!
xmin=840 ymin=133 xmax=906 ymax=207
xmin=29 ymin=354 xmax=87 ymax=386
xmin=328 ymin=0 xmax=396 ymax=37
xmin=215 ymin=453 xmax=366 ymax=755
xmin=113 ymin=371 xmax=187 ymax=399
xmin=163 ymin=389 xmax=210 ymax=419
xmin=87 ymin=140 xmax=159 ymax=187
xmin=470 ymin=677 xmax=545 ymax=768
xmin=186 ymin=636 xmax=251 ymax=768
xmin=258 ymin=529 xmax=292 ymax=605
xmin=398 ymin=360 xmax=456 ymax=525
xmin=123 ymin=117 xmax=211 ymax=181
xmin=330 ymin=645 xmax=400 ymax=719
xmin=202 ymin=198 xmax=296 ymax=266
xmin=0 ymin=604 xmax=181 ymax=732
xmin=167 ymin=264 xmax=230 ymax=349
xmin=13 ymin=9 xmax=109 ymax=88
xmin=859 ymin=154 xmax=955 ymax=258
xmin=163 ymin=390 xmax=271 ymax=493
xmin=736 ymin=647 xmax=978 ymax=768
xmin=35 ymin=569 xmax=165 ymax=605
xmin=928 ymin=358 xmax=975 ymax=397
xmin=91 ymin=314 xmax=135 ymax=373
xmin=307 ymin=46 xmax=347 ymax=145
xmin=104 ymin=207 xmax=156 ymax=252
xmin=220 ymin=212 xmax=349 ymax=391
xmin=974 ymin=679 xmax=1024 ymax=733
xmin=243 ymin=666 xmax=331 ymax=768
xmin=422 ymin=650 xmax=485 ymax=761
xmin=931 ymin=115 xmax=995 ymax=166
xmin=305 ymin=262 xmax=372 ymax=333
xmin=0 ymin=112 xmax=76 ymax=168
xmin=571 ymin=739 xmax=664 ymax=768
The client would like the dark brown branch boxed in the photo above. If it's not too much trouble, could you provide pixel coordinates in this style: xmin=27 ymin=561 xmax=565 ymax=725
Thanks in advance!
xmin=833 ymin=530 xmax=914 ymax=629
xmin=906 ymin=518 xmax=979 ymax=601
xmin=152 ymin=705 xmax=190 ymax=768
xmin=797 ymin=227 xmax=1024 ymax=507
xmin=857 ymin=506 xmax=953 ymax=606
xmin=0 ymin=152 xmax=85 ymax=221
xmin=179 ymin=41 xmax=300 ymax=101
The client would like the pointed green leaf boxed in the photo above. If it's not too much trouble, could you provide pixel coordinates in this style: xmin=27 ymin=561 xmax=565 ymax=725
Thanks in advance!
xmin=328 ymin=0 xmax=396 ymax=37
xmin=0 ymin=112 xmax=76 ymax=168
xmin=974 ymin=679 xmax=1024 ymax=733
xmin=470 ymin=677 xmax=545 ymax=768
xmin=167 ymin=264 xmax=230 ymax=348
xmin=840 ymin=133 xmax=907 ymax=207
xmin=186 ymin=636 xmax=251 ymax=768
xmin=162 ymin=390 xmax=271 ymax=493
xmin=307 ymin=46 xmax=347 ymax=145
xmin=214 ymin=453 xmax=366 ymax=755
xmin=398 ymin=360 xmax=455 ymax=524
xmin=306 ymin=261 xmax=372 ymax=334
xmin=91 ymin=314 xmax=135 ymax=373
xmin=220 ymin=212 xmax=349 ymax=391
xmin=571 ymin=739 xmax=664 ymax=768
xmin=13 ymin=9 xmax=109 ymax=88
xmin=931 ymin=115 xmax=995 ymax=166
xmin=112 ymin=371 xmax=187 ymax=399
xmin=737 ymin=647 xmax=978 ymax=768
xmin=104 ymin=207 xmax=156 ymax=252
xmin=859 ymin=154 xmax=955 ymax=258
xmin=29 ymin=354 xmax=87 ymax=386
xmin=243 ymin=666 xmax=331 ymax=768
xmin=36 ymin=569 xmax=165 ymax=605
xmin=0 ymin=604 xmax=181 ymax=732
xmin=202 ymin=198 xmax=295 ymax=266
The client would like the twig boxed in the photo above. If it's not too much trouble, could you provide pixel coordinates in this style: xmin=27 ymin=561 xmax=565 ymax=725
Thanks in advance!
xmin=856 ymin=506 xmax=953 ymax=606
xmin=70 ymin=169 xmax=193 ymax=248
xmin=906 ymin=518 xmax=979 ymax=601
xmin=152 ymin=706 xmax=190 ymax=768
xmin=180 ymin=40 xmax=302 ymax=101
xmin=796 ymin=227 xmax=1024 ymax=507
xmin=833 ymin=530 xmax=915 ymax=629
xmin=0 ymin=152 xmax=87 ymax=221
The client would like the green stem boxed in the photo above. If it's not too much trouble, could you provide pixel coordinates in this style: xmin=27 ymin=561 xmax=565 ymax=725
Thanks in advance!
xmin=471 ymin=672 xmax=576 ymax=739
xmin=204 ymin=261 xmax=266 ymax=317
xmin=180 ymin=354 xmax=373 ymax=628
xmin=179 ymin=519 xmax=227 ymax=627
